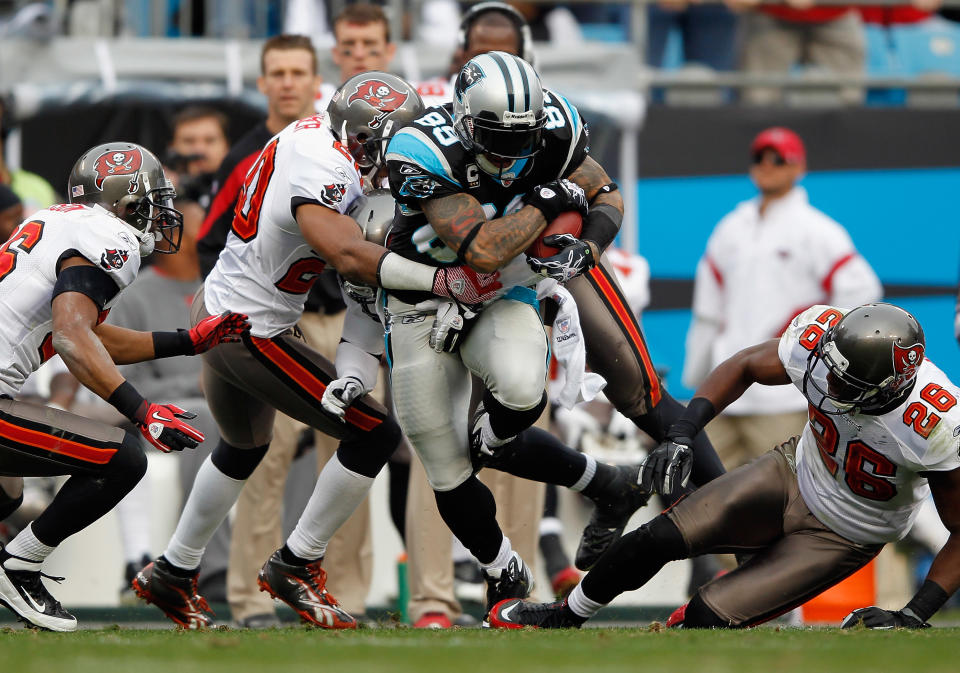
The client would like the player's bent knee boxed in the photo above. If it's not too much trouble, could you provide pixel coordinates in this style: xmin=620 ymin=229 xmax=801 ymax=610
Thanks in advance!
xmin=337 ymin=417 xmax=402 ymax=478
xmin=425 ymin=463 xmax=473 ymax=492
xmin=683 ymin=592 xmax=732 ymax=629
xmin=211 ymin=440 xmax=269 ymax=480
xmin=105 ymin=431 xmax=148 ymax=488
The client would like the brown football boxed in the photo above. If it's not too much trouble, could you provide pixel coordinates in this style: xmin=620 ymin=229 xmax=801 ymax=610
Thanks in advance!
xmin=526 ymin=211 xmax=584 ymax=258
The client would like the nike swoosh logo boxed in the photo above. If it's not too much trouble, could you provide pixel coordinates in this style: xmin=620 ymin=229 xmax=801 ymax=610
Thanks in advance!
xmin=499 ymin=601 xmax=519 ymax=621
xmin=24 ymin=592 xmax=45 ymax=613
xmin=151 ymin=411 xmax=173 ymax=423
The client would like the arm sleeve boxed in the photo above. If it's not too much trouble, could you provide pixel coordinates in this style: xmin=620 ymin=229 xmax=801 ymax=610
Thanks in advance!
xmin=335 ymin=291 xmax=385 ymax=391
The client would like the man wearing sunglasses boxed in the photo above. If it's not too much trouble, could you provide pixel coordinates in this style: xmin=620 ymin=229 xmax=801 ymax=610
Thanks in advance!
xmin=683 ymin=126 xmax=881 ymax=474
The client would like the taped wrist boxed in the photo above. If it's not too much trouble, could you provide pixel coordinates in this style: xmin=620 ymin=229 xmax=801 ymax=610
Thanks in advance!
xmin=581 ymin=202 xmax=622 ymax=253
xmin=667 ymin=397 xmax=716 ymax=443
xmin=152 ymin=330 xmax=194 ymax=358
xmin=107 ymin=380 xmax=147 ymax=423
xmin=903 ymin=580 xmax=950 ymax=623
xmin=376 ymin=251 xmax=437 ymax=292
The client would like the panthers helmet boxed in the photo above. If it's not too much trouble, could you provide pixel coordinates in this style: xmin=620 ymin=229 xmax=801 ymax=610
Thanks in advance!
xmin=68 ymin=142 xmax=183 ymax=256
xmin=347 ymin=188 xmax=396 ymax=246
xmin=452 ymin=51 xmax=546 ymax=181
xmin=327 ymin=72 xmax=423 ymax=185
xmin=804 ymin=303 xmax=925 ymax=415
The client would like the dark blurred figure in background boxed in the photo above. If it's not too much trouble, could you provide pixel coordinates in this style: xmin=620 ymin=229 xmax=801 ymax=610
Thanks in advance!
xmin=165 ymin=106 xmax=230 ymax=209
xmin=0 ymin=183 xmax=23 ymax=240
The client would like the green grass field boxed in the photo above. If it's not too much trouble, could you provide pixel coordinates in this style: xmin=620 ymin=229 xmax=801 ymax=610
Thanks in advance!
xmin=1 ymin=625 xmax=957 ymax=673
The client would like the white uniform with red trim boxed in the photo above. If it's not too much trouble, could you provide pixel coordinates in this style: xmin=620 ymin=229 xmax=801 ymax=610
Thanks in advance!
xmin=0 ymin=203 xmax=142 ymax=396
xmin=204 ymin=114 xmax=365 ymax=338
xmin=685 ymin=186 xmax=882 ymax=415
xmin=781 ymin=305 xmax=960 ymax=544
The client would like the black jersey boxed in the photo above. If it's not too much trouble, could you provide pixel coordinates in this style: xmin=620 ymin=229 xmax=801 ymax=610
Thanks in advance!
xmin=384 ymin=89 xmax=588 ymax=271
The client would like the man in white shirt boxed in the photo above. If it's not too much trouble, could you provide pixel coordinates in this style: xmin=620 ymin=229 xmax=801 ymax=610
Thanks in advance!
xmin=683 ymin=126 xmax=881 ymax=470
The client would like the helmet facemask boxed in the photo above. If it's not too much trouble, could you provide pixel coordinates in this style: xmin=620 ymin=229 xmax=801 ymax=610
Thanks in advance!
xmin=117 ymin=175 xmax=183 ymax=256
xmin=459 ymin=112 xmax=545 ymax=182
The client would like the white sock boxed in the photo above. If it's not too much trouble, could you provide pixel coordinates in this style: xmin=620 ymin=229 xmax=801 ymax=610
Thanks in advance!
xmin=451 ymin=535 xmax=473 ymax=564
xmin=539 ymin=516 xmax=563 ymax=537
xmin=164 ymin=456 xmax=245 ymax=570
xmin=570 ymin=454 xmax=597 ymax=492
xmin=479 ymin=534 xmax=513 ymax=572
xmin=116 ymin=475 xmax=152 ymax=563
xmin=480 ymin=413 xmax=514 ymax=448
xmin=286 ymin=453 xmax=374 ymax=560
xmin=567 ymin=582 xmax=605 ymax=619
xmin=5 ymin=523 xmax=56 ymax=563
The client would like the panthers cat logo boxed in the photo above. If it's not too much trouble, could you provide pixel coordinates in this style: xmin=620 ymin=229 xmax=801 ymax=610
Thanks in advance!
xmin=347 ymin=80 xmax=409 ymax=129
xmin=92 ymin=148 xmax=143 ymax=192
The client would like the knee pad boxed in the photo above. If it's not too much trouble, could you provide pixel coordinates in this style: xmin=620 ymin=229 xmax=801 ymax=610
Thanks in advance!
xmin=337 ymin=416 xmax=402 ymax=479
xmin=211 ymin=440 xmax=269 ymax=480
xmin=683 ymin=592 xmax=731 ymax=629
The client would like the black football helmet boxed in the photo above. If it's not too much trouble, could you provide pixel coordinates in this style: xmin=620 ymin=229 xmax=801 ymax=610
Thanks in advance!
xmin=804 ymin=303 xmax=925 ymax=415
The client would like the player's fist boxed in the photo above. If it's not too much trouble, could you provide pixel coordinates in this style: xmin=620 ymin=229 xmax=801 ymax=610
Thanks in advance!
xmin=841 ymin=606 xmax=929 ymax=630
xmin=639 ymin=440 xmax=692 ymax=495
xmin=523 ymin=179 xmax=588 ymax=222
xmin=135 ymin=402 xmax=204 ymax=453
xmin=321 ymin=376 xmax=367 ymax=422
xmin=188 ymin=312 xmax=250 ymax=354
xmin=432 ymin=265 xmax=502 ymax=310
xmin=527 ymin=234 xmax=596 ymax=282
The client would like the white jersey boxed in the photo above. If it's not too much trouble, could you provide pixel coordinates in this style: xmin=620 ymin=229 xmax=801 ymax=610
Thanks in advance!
xmin=0 ymin=203 xmax=142 ymax=396
xmin=780 ymin=305 xmax=960 ymax=544
xmin=204 ymin=114 xmax=365 ymax=338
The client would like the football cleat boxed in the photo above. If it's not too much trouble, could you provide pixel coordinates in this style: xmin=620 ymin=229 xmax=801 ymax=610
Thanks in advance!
xmin=0 ymin=547 xmax=76 ymax=632
xmin=257 ymin=550 xmax=357 ymax=629
xmin=667 ymin=602 xmax=688 ymax=628
xmin=413 ymin=612 xmax=453 ymax=629
xmin=488 ymin=598 xmax=586 ymax=629
xmin=575 ymin=464 xmax=650 ymax=571
xmin=481 ymin=551 xmax=533 ymax=626
xmin=132 ymin=556 xmax=213 ymax=629
xmin=549 ymin=566 xmax=581 ymax=600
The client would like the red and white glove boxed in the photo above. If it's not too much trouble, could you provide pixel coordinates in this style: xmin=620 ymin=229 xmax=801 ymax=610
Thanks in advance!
xmin=432 ymin=266 xmax=502 ymax=310
xmin=134 ymin=402 xmax=205 ymax=453
xmin=187 ymin=312 xmax=250 ymax=354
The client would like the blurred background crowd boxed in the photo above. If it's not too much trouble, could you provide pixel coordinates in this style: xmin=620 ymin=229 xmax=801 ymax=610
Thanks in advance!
xmin=0 ymin=0 xmax=958 ymax=627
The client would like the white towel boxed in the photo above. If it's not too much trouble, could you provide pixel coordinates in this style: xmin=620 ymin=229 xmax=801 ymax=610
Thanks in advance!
xmin=537 ymin=279 xmax=606 ymax=408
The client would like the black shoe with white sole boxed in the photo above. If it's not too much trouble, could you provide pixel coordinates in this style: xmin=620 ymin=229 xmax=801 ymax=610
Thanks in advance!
xmin=576 ymin=464 xmax=650 ymax=571
xmin=488 ymin=598 xmax=586 ymax=629
xmin=0 ymin=547 xmax=76 ymax=632
xmin=481 ymin=552 xmax=533 ymax=626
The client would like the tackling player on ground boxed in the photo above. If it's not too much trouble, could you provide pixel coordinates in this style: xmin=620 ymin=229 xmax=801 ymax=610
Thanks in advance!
xmin=489 ymin=303 xmax=960 ymax=629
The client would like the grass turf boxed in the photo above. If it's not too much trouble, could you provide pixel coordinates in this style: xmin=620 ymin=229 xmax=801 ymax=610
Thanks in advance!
xmin=0 ymin=625 xmax=957 ymax=673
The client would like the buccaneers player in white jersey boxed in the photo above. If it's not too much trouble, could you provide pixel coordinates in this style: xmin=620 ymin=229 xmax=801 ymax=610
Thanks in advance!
xmin=0 ymin=142 xmax=248 ymax=631
xmin=490 ymin=302 xmax=960 ymax=630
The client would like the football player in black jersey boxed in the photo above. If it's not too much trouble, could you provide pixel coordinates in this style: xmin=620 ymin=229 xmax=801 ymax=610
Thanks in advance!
xmin=385 ymin=49 xmax=725 ymax=574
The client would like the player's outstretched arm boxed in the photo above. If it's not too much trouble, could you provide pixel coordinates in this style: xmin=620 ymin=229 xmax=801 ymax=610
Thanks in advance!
xmin=691 ymin=338 xmax=791 ymax=415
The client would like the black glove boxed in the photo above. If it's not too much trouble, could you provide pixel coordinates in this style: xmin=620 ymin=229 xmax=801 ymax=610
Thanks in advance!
xmin=522 ymin=179 xmax=588 ymax=222
xmin=527 ymin=234 xmax=596 ymax=283
xmin=639 ymin=439 xmax=693 ymax=495
xmin=840 ymin=606 xmax=930 ymax=630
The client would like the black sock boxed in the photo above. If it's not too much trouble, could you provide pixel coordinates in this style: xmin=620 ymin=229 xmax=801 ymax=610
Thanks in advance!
xmin=540 ymin=532 xmax=570 ymax=578
xmin=160 ymin=555 xmax=199 ymax=577
xmin=580 ymin=461 xmax=621 ymax=502
xmin=280 ymin=544 xmax=315 ymax=566
xmin=484 ymin=426 xmax=587 ymax=486
xmin=435 ymin=476 xmax=502 ymax=564
xmin=483 ymin=389 xmax=548 ymax=440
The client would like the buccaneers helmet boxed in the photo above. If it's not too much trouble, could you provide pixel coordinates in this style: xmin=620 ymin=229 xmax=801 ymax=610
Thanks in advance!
xmin=68 ymin=142 xmax=183 ymax=255
xmin=347 ymin=188 xmax=396 ymax=246
xmin=452 ymin=51 xmax=546 ymax=181
xmin=327 ymin=72 xmax=423 ymax=184
xmin=804 ymin=303 xmax=925 ymax=415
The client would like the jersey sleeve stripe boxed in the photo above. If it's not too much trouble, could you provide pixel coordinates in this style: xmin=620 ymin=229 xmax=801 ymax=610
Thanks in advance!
xmin=385 ymin=128 xmax=462 ymax=187
xmin=820 ymin=252 xmax=857 ymax=294
xmin=552 ymin=93 xmax=585 ymax=176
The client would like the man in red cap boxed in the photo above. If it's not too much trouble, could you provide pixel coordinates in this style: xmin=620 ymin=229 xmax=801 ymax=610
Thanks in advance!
xmin=681 ymin=126 xmax=882 ymax=472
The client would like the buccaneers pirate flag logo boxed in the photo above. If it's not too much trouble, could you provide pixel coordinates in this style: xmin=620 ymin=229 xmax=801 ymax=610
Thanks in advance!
xmin=347 ymin=80 xmax=409 ymax=129
xmin=93 ymin=148 xmax=143 ymax=192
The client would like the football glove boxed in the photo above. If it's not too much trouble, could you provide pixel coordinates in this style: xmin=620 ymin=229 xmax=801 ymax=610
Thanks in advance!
xmin=321 ymin=376 xmax=367 ymax=422
xmin=134 ymin=402 xmax=204 ymax=453
xmin=639 ymin=439 xmax=693 ymax=495
xmin=840 ymin=606 xmax=930 ymax=630
xmin=187 ymin=312 xmax=250 ymax=354
xmin=523 ymin=179 xmax=589 ymax=222
xmin=527 ymin=234 xmax=596 ymax=283
xmin=429 ymin=301 xmax=474 ymax=353
xmin=432 ymin=265 xmax=502 ymax=311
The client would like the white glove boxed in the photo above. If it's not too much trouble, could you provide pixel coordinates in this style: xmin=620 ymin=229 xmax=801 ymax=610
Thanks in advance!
xmin=553 ymin=404 xmax=602 ymax=450
xmin=321 ymin=376 xmax=367 ymax=422
xmin=429 ymin=301 xmax=475 ymax=353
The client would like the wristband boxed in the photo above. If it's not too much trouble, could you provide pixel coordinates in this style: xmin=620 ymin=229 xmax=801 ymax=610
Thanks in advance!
xmin=582 ymin=203 xmax=622 ymax=253
xmin=667 ymin=397 xmax=717 ymax=442
xmin=152 ymin=330 xmax=194 ymax=358
xmin=903 ymin=579 xmax=950 ymax=623
xmin=107 ymin=380 xmax=147 ymax=423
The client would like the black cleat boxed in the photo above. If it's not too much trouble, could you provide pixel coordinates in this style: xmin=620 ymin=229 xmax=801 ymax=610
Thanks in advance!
xmin=576 ymin=464 xmax=650 ymax=570
xmin=488 ymin=598 xmax=586 ymax=629
xmin=481 ymin=552 xmax=533 ymax=626
xmin=257 ymin=550 xmax=357 ymax=629
xmin=0 ymin=547 xmax=76 ymax=632
xmin=132 ymin=556 xmax=213 ymax=629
